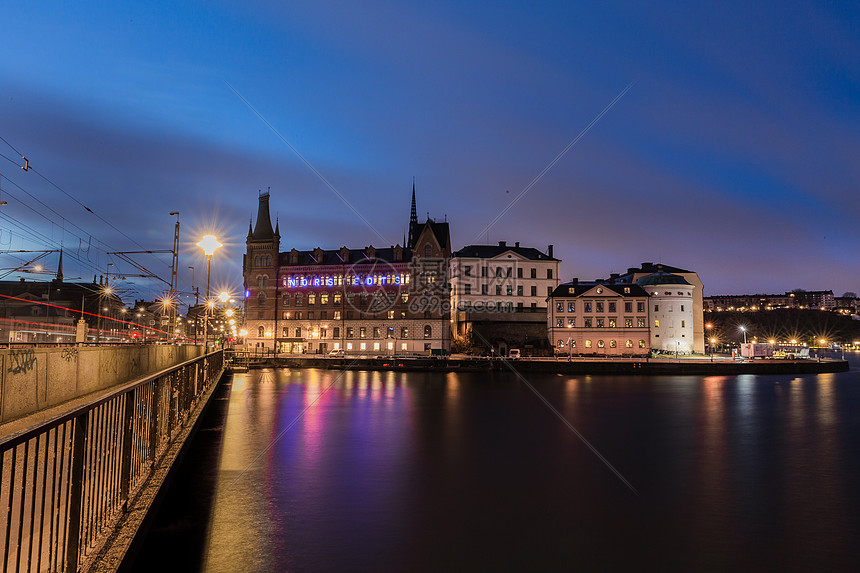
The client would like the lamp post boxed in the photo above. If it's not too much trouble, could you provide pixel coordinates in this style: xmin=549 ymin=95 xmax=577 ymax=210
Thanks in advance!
xmin=740 ymin=325 xmax=747 ymax=344
xmin=197 ymin=235 xmax=222 ymax=352
xmin=705 ymin=323 xmax=713 ymax=358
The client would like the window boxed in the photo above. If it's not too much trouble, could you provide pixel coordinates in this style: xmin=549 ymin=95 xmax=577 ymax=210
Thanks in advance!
xmin=504 ymin=285 xmax=511 ymax=296
xmin=639 ymin=340 xmax=646 ymax=349
xmin=496 ymin=268 xmax=502 ymax=277
xmin=608 ymin=302 xmax=616 ymax=313
xmin=597 ymin=318 xmax=604 ymax=328
xmin=530 ymin=268 xmax=537 ymax=279
xmin=681 ymin=320 xmax=685 ymax=328
xmin=258 ymin=292 xmax=266 ymax=305
xmin=557 ymin=339 xmax=565 ymax=348
xmin=481 ymin=267 xmax=487 ymax=277
xmin=531 ymin=286 xmax=537 ymax=296
xmin=547 ymin=269 xmax=553 ymax=279
xmin=584 ymin=302 xmax=592 ymax=312
xmin=401 ymin=342 xmax=408 ymax=350
xmin=626 ymin=340 xmax=633 ymax=348
xmin=295 ymin=327 xmax=302 ymax=337
xmin=333 ymin=327 xmax=340 ymax=338
xmin=610 ymin=340 xmax=617 ymax=348
xmin=637 ymin=302 xmax=645 ymax=312
xmin=625 ymin=319 xmax=633 ymax=328
xmin=517 ymin=268 xmax=523 ymax=278
xmin=608 ymin=319 xmax=616 ymax=328
xmin=346 ymin=327 xmax=354 ymax=338
xmin=557 ymin=302 xmax=564 ymax=312
xmin=308 ymin=311 xmax=314 ymax=320
xmin=347 ymin=343 xmax=353 ymax=350
xmin=596 ymin=302 xmax=604 ymax=313
xmin=334 ymin=292 xmax=342 ymax=304
xmin=401 ymin=326 xmax=409 ymax=338
xmin=482 ymin=285 xmax=489 ymax=295
xmin=360 ymin=342 xmax=367 ymax=351
xmin=625 ymin=302 xmax=632 ymax=313
xmin=283 ymin=312 xmax=289 ymax=319
xmin=638 ymin=318 xmax=646 ymax=328
xmin=295 ymin=293 xmax=303 ymax=306
xmin=282 ymin=327 xmax=288 ymax=337
xmin=424 ymin=325 xmax=432 ymax=338
xmin=654 ymin=320 xmax=660 ymax=327
xmin=623 ymin=287 xmax=630 ymax=294
xmin=556 ymin=319 xmax=564 ymax=327
xmin=465 ymin=284 xmax=472 ymax=295
xmin=585 ymin=340 xmax=592 ymax=348
xmin=283 ymin=294 xmax=290 ymax=306
xmin=320 ymin=311 xmax=327 ymax=320
xmin=295 ymin=311 xmax=303 ymax=320
xmin=597 ymin=340 xmax=605 ymax=348
xmin=531 ymin=303 xmax=536 ymax=309
xmin=654 ymin=305 xmax=659 ymax=312
xmin=346 ymin=311 xmax=353 ymax=320
xmin=568 ymin=302 xmax=575 ymax=312
xmin=387 ymin=327 xmax=394 ymax=338
xmin=584 ymin=318 xmax=592 ymax=328
xmin=496 ymin=285 xmax=502 ymax=295
xmin=387 ymin=310 xmax=395 ymax=319
xmin=320 ymin=293 xmax=329 ymax=305
xmin=333 ymin=311 xmax=341 ymax=320
xmin=464 ymin=265 xmax=472 ymax=276
xmin=360 ymin=327 xmax=366 ymax=338
xmin=373 ymin=327 xmax=380 ymax=338
xmin=401 ymin=293 xmax=409 ymax=303
xmin=681 ymin=305 xmax=685 ymax=312
xmin=308 ymin=293 xmax=316 ymax=305
xmin=568 ymin=318 xmax=575 ymax=327
xmin=506 ymin=267 xmax=512 ymax=277
xmin=258 ymin=326 xmax=264 ymax=337
xmin=518 ymin=285 xmax=523 ymax=296
xmin=424 ymin=245 xmax=431 ymax=257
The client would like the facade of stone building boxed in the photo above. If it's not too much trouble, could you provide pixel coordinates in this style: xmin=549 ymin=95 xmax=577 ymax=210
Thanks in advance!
xmin=241 ymin=189 xmax=452 ymax=356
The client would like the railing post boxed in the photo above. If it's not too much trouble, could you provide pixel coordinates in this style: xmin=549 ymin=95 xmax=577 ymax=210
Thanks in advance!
xmin=119 ymin=392 xmax=135 ymax=504
xmin=65 ymin=412 xmax=88 ymax=573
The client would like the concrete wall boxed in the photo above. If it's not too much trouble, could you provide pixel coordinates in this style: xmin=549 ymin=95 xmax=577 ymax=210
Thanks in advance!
xmin=0 ymin=345 xmax=205 ymax=425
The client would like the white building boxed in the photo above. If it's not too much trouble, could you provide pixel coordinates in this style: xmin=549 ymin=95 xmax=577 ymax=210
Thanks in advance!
xmin=637 ymin=270 xmax=695 ymax=354
xmin=449 ymin=241 xmax=560 ymax=354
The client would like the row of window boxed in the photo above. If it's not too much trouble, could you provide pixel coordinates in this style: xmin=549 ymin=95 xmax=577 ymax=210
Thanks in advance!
xmin=463 ymin=284 xmax=553 ymax=296
xmin=557 ymin=339 xmax=647 ymax=349
xmin=279 ymin=292 xmax=410 ymax=306
xmin=555 ymin=317 xmax=647 ymax=328
xmin=462 ymin=266 xmax=553 ymax=279
xmin=257 ymin=325 xmax=433 ymax=339
xmin=252 ymin=254 xmax=273 ymax=267
xmin=284 ymin=310 xmax=426 ymax=320
xmin=555 ymin=301 xmax=646 ymax=313
xmin=653 ymin=304 xmax=685 ymax=312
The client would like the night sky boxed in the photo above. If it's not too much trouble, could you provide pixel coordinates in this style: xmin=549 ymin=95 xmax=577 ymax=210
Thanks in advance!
xmin=1 ymin=1 xmax=858 ymax=305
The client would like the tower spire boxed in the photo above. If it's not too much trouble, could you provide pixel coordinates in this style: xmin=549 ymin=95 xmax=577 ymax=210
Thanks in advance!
xmin=55 ymin=249 xmax=64 ymax=283
xmin=408 ymin=179 xmax=418 ymax=249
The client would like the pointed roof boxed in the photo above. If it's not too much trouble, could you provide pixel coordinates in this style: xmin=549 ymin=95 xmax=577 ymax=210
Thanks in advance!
xmin=55 ymin=249 xmax=64 ymax=283
xmin=407 ymin=180 xmax=419 ymax=249
xmin=252 ymin=191 xmax=275 ymax=240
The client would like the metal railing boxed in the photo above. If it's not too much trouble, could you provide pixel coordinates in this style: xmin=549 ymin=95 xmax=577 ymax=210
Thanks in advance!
xmin=0 ymin=350 xmax=223 ymax=572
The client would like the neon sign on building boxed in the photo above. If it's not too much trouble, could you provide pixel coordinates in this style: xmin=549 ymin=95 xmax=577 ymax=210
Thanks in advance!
xmin=283 ymin=273 xmax=410 ymax=289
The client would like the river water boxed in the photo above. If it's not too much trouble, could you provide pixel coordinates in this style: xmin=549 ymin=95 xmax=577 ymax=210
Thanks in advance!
xmin=135 ymin=354 xmax=860 ymax=572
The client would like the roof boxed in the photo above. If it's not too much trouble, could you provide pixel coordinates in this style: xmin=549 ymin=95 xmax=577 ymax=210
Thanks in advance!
xmin=454 ymin=242 xmax=557 ymax=261
xmin=549 ymin=282 xmax=649 ymax=298
xmin=279 ymin=246 xmax=413 ymax=267
xmin=636 ymin=271 xmax=691 ymax=286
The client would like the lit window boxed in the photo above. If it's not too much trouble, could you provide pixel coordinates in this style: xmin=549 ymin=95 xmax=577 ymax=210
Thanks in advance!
xmin=585 ymin=340 xmax=592 ymax=348
xmin=373 ymin=342 xmax=380 ymax=351
xmin=556 ymin=319 xmax=564 ymax=327
xmin=360 ymin=342 xmax=366 ymax=350
xmin=568 ymin=318 xmax=575 ymax=327
xmin=347 ymin=343 xmax=353 ymax=350
xmin=626 ymin=340 xmax=633 ymax=348
xmin=609 ymin=340 xmax=617 ymax=348
xmin=654 ymin=320 xmax=660 ymax=328
xmin=401 ymin=342 xmax=407 ymax=350
xmin=639 ymin=340 xmax=646 ymax=348
xmin=638 ymin=318 xmax=646 ymax=328
xmin=597 ymin=340 xmax=605 ymax=348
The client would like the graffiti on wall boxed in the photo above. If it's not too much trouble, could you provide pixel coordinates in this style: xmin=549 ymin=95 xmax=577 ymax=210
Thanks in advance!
xmin=8 ymin=348 xmax=37 ymax=374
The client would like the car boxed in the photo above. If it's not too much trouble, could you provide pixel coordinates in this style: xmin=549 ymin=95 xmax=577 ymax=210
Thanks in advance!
xmin=328 ymin=349 xmax=345 ymax=357
xmin=508 ymin=349 xmax=521 ymax=359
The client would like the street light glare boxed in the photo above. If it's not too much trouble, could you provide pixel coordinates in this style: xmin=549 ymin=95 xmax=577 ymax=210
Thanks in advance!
xmin=197 ymin=235 xmax=222 ymax=256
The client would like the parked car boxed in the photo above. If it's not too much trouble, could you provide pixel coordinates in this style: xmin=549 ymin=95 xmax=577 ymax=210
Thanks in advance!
xmin=508 ymin=349 xmax=521 ymax=359
xmin=328 ymin=349 xmax=345 ymax=357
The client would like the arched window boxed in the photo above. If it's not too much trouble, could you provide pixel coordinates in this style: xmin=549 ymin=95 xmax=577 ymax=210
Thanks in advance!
xmin=639 ymin=340 xmax=646 ymax=348
xmin=258 ymin=326 xmax=264 ymax=337
xmin=557 ymin=339 xmax=565 ymax=348
xmin=283 ymin=294 xmax=290 ymax=306
xmin=258 ymin=292 xmax=266 ymax=305
xmin=423 ymin=325 xmax=432 ymax=339
xmin=295 ymin=293 xmax=303 ymax=306
xmin=254 ymin=256 xmax=260 ymax=267
xmin=597 ymin=340 xmax=605 ymax=348
xmin=424 ymin=245 xmax=431 ymax=258
xmin=256 ymin=275 xmax=262 ymax=287
xmin=626 ymin=340 xmax=633 ymax=348
xmin=262 ymin=275 xmax=268 ymax=287
xmin=266 ymin=255 xmax=272 ymax=266
xmin=609 ymin=340 xmax=617 ymax=348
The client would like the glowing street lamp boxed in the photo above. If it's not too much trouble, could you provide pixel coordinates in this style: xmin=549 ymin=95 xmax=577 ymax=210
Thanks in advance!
xmin=739 ymin=326 xmax=747 ymax=344
xmin=197 ymin=235 xmax=222 ymax=351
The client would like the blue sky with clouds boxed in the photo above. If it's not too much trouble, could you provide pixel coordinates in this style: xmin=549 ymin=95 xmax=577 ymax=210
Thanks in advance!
xmin=1 ymin=1 xmax=858 ymax=303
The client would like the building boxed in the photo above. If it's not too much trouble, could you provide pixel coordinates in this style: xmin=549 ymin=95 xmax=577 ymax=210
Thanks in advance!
xmin=449 ymin=241 xmax=559 ymax=355
xmin=547 ymin=279 xmax=650 ymax=356
xmin=637 ymin=270 xmax=695 ymax=354
xmin=705 ymin=290 xmax=838 ymax=312
xmin=0 ymin=252 xmax=125 ymax=343
xmin=607 ymin=262 xmax=705 ymax=354
xmin=242 ymin=188 xmax=452 ymax=356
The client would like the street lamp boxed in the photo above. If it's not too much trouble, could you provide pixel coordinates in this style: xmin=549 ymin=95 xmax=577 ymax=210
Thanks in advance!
xmin=705 ymin=323 xmax=713 ymax=358
xmin=740 ymin=325 xmax=747 ymax=344
xmin=197 ymin=235 xmax=222 ymax=352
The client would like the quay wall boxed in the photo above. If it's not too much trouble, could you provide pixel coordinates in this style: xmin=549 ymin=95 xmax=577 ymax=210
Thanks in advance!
xmin=0 ymin=345 xmax=205 ymax=424
xmin=244 ymin=356 xmax=849 ymax=376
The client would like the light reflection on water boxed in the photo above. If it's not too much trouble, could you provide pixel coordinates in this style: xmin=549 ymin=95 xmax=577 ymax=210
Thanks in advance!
xmin=201 ymin=362 xmax=860 ymax=571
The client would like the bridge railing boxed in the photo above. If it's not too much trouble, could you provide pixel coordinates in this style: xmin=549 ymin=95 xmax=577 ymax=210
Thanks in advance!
xmin=0 ymin=350 xmax=224 ymax=573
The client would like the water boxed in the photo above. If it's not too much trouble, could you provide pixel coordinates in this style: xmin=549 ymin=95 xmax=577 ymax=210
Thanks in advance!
xmin=136 ymin=355 xmax=860 ymax=571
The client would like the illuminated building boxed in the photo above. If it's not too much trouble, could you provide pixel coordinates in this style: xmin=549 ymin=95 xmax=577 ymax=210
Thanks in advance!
xmin=242 ymin=188 xmax=451 ymax=355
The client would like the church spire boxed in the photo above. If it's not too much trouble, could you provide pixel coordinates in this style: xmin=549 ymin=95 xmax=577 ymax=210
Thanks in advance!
xmin=55 ymin=249 xmax=64 ymax=283
xmin=252 ymin=190 xmax=275 ymax=240
xmin=407 ymin=178 xmax=418 ymax=249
